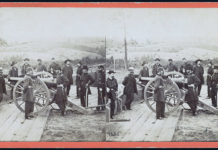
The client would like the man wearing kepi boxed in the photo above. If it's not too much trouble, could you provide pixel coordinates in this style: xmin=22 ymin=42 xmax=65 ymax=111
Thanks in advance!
xmin=193 ymin=59 xmax=204 ymax=96
xmin=48 ymin=57 xmax=61 ymax=78
xmin=185 ymin=64 xmax=200 ymax=116
xmin=21 ymin=58 xmax=31 ymax=76
xmin=106 ymin=70 xmax=118 ymax=119
xmin=152 ymin=58 xmax=162 ymax=77
xmin=62 ymin=59 xmax=73 ymax=96
xmin=154 ymin=67 xmax=165 ymax=120
xmin=122 ymin=67 xmax=137 ymax=110
xmin=211 ymin=65 xmax=218 ymax=108
xmin=76 ymin=61 xmax=83 ymax=99
xmin=36 ymin=59 xmax=47 ymax=72
xmin=165 ymin=59 xmax=178 ymax=72
xmin=96 ymin=65 xmax=106 ymax=111
xmin=80 ymin=65 xmax=95 ymax=107
xmin=23 ymin=67 xmax=35 ymax=119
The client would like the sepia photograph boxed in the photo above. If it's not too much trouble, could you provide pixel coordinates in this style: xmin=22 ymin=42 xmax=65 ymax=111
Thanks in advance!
xmin=0 ymin=8 xmax=106 ymax=142
xmin=105 ymin=8 xmax=218 ymax=142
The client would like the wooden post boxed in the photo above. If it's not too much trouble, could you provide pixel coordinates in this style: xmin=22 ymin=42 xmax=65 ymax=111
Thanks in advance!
xmin=106 ymin=103 xmax=110 ymax=122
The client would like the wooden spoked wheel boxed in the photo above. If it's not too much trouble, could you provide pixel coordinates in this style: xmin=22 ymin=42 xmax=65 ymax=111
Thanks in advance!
xmin=13 ymin=77 xmax=50 ymax=114
xmin=144 ymin=74 xmax=181 ymax=115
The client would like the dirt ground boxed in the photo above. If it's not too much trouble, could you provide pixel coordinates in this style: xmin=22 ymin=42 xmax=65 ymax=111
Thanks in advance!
xmin=173 ymin=108 xmax=218 ymax=141
xmin=41 ymin=110 xmax=106 ymax=142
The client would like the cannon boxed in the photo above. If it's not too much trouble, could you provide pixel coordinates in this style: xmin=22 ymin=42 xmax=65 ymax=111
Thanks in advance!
xmin=8 ymin=71 xmax=56 ymax=115
xmin=138 ymin=71 xmax=218 ymax=115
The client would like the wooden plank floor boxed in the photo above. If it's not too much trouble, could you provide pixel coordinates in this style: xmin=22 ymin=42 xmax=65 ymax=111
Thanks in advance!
xmin=0 ymin=101 xmax=50 ymax=141
xmin=106 ymin=99 xmax=182 ymax=141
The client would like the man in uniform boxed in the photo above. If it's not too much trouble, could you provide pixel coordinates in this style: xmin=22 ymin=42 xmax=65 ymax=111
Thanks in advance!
xmin=152 ymin=58 xmax=162 ymax=77
xmin=96 ymin=65 xmax=106 ymax=111
xmin=21 ymin=58 xmax=31 ymax=76
xmin=165 ymin=59 xmax=178 ymax=72
xmin=48 ymin=57 xmax=61 ymax=78
xmin=185 ymin=64 xmax=201 ymax=116
xmin=50 ymin=68 xmax=69 ymax=116
xmin=0 ymin=68 xmax=6 ymax=103
xmin=76 ymin=61 xmax=83 ymax=98
xmin=211 ymin=65 xmax=218 ymax=107
xmin=62 ymin=59 xmax=73 ymax=96
xmin=8 ymin=61 xmax=18 ymax=99
xmin=106 ymin=70 xmax=118 ymax=119
xmin=139 ymin=62 xmax=149 ymax=99
xmin=36 ymin=59 xmax=47 ymax=72
xmin=122 ymin=67 xmax=138 ymax=110
xmin=154 ymin=67 xmax=165 ymax=119
xmin=23 ymin=67 xmax=35 ymax=119
xmin=180 ymin=58 xmax=189 ymax=77
xmin=193 ymin=59 xmax=204 ymax=96
xmin=80 ymin=65 xmax=95 ymax=107
xmin=207 ymin=61 xmax=214 ymax=99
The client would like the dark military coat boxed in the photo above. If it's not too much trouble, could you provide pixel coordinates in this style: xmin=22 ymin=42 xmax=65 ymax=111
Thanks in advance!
xmin=80 ymin=73 xmax=95 ymax=95
xmin=36 ymin=64 xmax=47 ymax=72
xmin=122 ymin=74 xmax=137 ymax=95
xmin=154 ymin=75 xmax=164 ymax=102
xmin=9 ymin=67 xmax=18 ymax=77
xmin=193 ymin=65 xmax=204 ymax=84
xmin=76 ymin=66 xmax=83 ymax=85
xmin=207 ymin=66 xmax=214 ymax=86
xmin=21 ymin=64 xmax=31 ymax=76
xmin=152 ymin=64 xmax=162 ymax=76
xmin=0 ymin=76 xmax=6 ymax=94
xmin=62 ymin=65 xmax=73 ymax=85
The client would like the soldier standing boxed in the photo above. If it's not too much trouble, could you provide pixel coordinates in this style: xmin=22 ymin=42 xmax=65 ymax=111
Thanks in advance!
xmin=21 ymin=58 xmax=31 ymax=76
xmin=36 ymin=59 xmax=47 ymax=72
xmin=62 ymin=59 xmax=73 ymax=96
xmin=51 ymin=68 xmax=69 ymax=116
xmin=154 ymin=67 xmax=165 ymax=120
xmin=80 ymin=65 xmax=95 ymax=107
xmin=76 ymin=62 xmax=83 ymax=98
xmin=96 ymin=65 xmax=106 ymax=111
xmin=165 ymin=59 xmax=178 ymax=72
xmin=23 ymin=67 xmax=35 ymax=119
xmin=207 ymin=61 xmax=214 ymax=99
xmin=185 ymin=64 xmax=201 ymax=116
xmin=193 ymin=59 xmax=204 ymax=96
xmin=152 ymin=58 xmax=162 ymax=77
xmin=48 ymin=58 xmax=61 ymax=78
xmin=0 ymin=68 xmax=6 ymax=103
xmin=106 ymin=70 xmax=118 ymax=119
xmin=122 ymin=67 xmax=137 ymax=110
xmin=211 ymin=65 xmax=218 ymax=107
xmin=139 ymin=62 xmax=149 ymax=99
xmin=8 ymin=61 xmax=18 ymax=99
xmin=179 ymin=58 xmax=189 ymax=77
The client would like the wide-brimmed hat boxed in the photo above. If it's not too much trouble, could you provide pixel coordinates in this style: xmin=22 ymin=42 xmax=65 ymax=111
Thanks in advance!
xmin=154 ymin=58 xmax=160 ymax=61
xmin=168 ymin=59 xmax=173 ymax=61
xmin=108 ymin=70 xmax=115 ymax=74
xmin=195 ymin=59 xmax=202 ymax=64
xmin=37 ymin=58 xmax=42 ymax=62
xmin=11 ymin=61 xmax=17 ymax=66
xmin=82 ymin=65 xmax=88 ymax=70
xmin=98 ymin=65 xmax=104 ymax=69
xmin=24 ymin=58 xmax=30 ymax=61
xmin=64 ymin=59 xmax=72 ymax=64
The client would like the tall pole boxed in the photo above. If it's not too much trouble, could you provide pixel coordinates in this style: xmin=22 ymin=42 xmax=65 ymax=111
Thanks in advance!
xmin=123 ymin=14 xmax=128 ymax=70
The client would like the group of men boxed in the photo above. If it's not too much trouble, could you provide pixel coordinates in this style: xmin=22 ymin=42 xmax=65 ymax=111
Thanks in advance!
xmin=106 ymin=57 xmax=218 ymax=120
xmin=0 ymin=57 xmax=107 ymax=119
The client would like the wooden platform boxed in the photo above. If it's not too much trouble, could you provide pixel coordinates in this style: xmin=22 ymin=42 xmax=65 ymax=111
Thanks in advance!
xmin=106 ymin=100 xmax=182 ymax=141
xmin=0 ymin=103 xmax=50 ymax=141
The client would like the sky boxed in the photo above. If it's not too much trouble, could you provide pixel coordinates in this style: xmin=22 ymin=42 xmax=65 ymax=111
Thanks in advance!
xmin=1 ymin=8 xmax=218 ymax=43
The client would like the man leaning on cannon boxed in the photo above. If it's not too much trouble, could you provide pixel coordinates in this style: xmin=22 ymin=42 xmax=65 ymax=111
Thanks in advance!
xmin=184 ymin=64 xmax=201 ymax=116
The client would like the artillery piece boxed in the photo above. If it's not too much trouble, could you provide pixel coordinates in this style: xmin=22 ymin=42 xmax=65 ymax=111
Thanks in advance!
xmin=138 ymin=71 xmax=218 ymax=115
